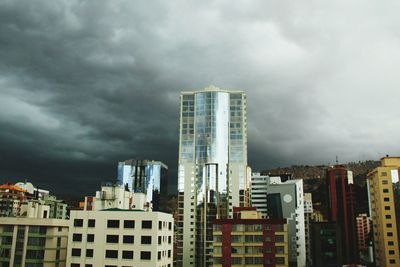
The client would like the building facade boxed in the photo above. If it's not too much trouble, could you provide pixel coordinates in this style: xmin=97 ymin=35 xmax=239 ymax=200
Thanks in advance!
xmin=311 ymin=222 xmax=343 ymax=267
xmin=67 ymin=209 xmax=173 ymax=267
xmin=250 ymin=173 xmax=268 ymax=217
xmin=326 ymin=165 xmax=358 ymax=264
xmin=249 ymin=174 xmax=306 ymax=267
xmin=117 ymin=159 xmax=168 ymax=211
xmin=0 ymin=217 xmax=69 ymax=267
xmin=367 ymin=157 xmax=400 ymax=267
xmin=176 ymin=86 xmax=251 ymax=266
xmin=304 ymin=193 xmax=313 ymax=267
xmin=212 ymin=207 xmax=288 ymax=267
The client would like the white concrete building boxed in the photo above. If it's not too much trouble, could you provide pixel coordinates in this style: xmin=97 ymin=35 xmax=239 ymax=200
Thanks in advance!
xmin=250 ymin=173 xmax=268 ymax=217
xmin=0 ymin=217 xmax=69 ymax=267
xmin=249 ymin=174 xmax=306 ymax=267
xmin=67 ymin=209 xmax=174 ymax=267
xmin=83 ymin=182 xmax=149 ymax=211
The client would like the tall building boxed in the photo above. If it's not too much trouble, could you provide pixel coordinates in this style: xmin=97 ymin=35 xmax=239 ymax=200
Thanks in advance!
xmin=311 ymin=222 xmax=343 ymax=267
xmin=250 ymin=173 xmax=268 ymax=217
xmin=265 ymin=177 xmax=306 ymax=267
xmin=367 ymin=156 xmax=400 ymax=267
xmin=0 ymin=217 xmax=69 ymax=266
xmin=326 ymin=165 xmax=358 ymax=264
xmin=212 ymin=207 xmax=288 ymax=267
xmin=304 ymin=193 xmax=313 ymax=267
xmin=176 ymin=86 xmax=250 ymax=267
xmin=67 ymin=209 xmax=173 ymax=267
xmin=117 ymin=159 xmax=168 ymax=211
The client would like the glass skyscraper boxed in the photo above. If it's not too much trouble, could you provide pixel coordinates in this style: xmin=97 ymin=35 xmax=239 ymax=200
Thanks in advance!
xmin=117 ymin=159 xmax=168 ymax=211
xmin=177 ymin=86 xmax=250 ymax=267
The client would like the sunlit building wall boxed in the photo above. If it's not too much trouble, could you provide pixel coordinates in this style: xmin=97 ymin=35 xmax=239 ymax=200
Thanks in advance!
xmin=367 ymin=156 xmax=400 ymax=267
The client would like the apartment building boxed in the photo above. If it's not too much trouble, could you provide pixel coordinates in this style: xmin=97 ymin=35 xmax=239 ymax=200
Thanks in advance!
xmin=212 ymin=207 xmax=288 ymax=267
xmin=367 ymin=156 xmax=400 ymax=267
xmin=0 ymin=217 xmax=69 ymax=266
xmin=67 ymin=209 xmax=173 ymax=267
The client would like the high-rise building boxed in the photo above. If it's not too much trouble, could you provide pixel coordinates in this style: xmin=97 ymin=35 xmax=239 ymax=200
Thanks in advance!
xmin=367 ymin=156 xmax=400 ymax=267
xmin=311 ymin=222 xmax=343 ymax=267
xmin=304 ymin=193 xmax=313 ymax=267
xmin=250 ymin=173 xmax=268 ymax=217
xmin=326 ymin=165 xmax=358 ymax=264
xmin=265 ymin=177 xmax=306 ymax=267
xmin=176 ymin=86 xmax=250 ymax=267
xmin=117 ymin=159 xmax=168 ymax=211
xmin=212 ymin=207 xmax=288 ymax=267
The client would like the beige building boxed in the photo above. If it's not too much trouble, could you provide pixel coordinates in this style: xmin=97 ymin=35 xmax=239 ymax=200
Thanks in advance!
xmin=67 ymin=209 xmax=173 ymax=267
xmin=367 ymin=156 xmax=400 ymax=267
xmin=0 ymin=217 xmax=69 ymax=266
xmin=212 ymin=208 xmax=288 ymax=267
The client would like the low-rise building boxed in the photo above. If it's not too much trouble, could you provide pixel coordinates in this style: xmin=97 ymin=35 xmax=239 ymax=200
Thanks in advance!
xmin=67 ymin=209 xmax=174 ymax=267
xmin=0 ymin=217 xmax=69 ymax=267
xmin=212 ymin=207 xmax=288 ymax=267
xmin=311 ymin=222 xmax=343 ymax=267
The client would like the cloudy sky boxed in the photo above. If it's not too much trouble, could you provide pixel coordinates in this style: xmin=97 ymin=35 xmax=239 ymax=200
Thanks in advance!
xmin=1 ymin=0 xmax=400 ymax=196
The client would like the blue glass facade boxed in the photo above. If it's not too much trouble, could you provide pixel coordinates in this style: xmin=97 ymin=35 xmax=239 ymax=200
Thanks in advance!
xmin=117 ymin=159 xmax=167 ymax=211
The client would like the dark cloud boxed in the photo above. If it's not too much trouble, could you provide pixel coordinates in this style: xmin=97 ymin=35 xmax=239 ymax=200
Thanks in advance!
xmin=1 ymin=0 xmax=400 ymax=197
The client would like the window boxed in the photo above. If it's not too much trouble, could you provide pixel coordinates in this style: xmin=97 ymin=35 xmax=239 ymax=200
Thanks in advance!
xmin=72 ymin=234 xmax=82 ymax=242
xmin=105 ymin=250 xmax=118 ymax=259
xmin=124 ymin=220 xmax=135 ymax=228
xmin=388 ymin=241 xmax=394 ymax=246
xmin=107 ymin=220 xmax=120 ymax=228
xmin=71 ymin=264 xmax=80 ymax=267
xmin=382 ymin=179 xmax=389 ymax=184
xmin=85 ymin=265 xmax=93 ymax=267
xmin=86 ymin=249 xmax=93 ymax=258
xmin=168 ymin=250 xmax=171 ymax=258
xmin=158 ymin=251 xmax=161 ymax=260
xmin=141 ymin=236 xmax=152 ymax=244
xmin=141 ymin=251 xmax=151 ymax=260
xmin=87 ymin=234 xmax=94 ymax=242
xmin=387 ymin=223 xmax=393 ymax=228
xmin=169 ymin=222 xmax=172 ymax=230
xmin=71 ymin=248 xmax=81 ymax=257
xmin=88 ymin=219 xmax=95 ymax=228
xmin=158 ymin=236 xmax=162 ymax=245
xmin=142 ymin=221 xmax=152 ymax=229
xmin=107 ymin=235 xmax=119 ymax=243
xmin=389 ymin=259 xmax=396 ymax=264
xmin=386 ymin=215 xmax=392 ymax=219
xmin=389 ymin=250 xmax=395 ymax=255
xmin=168 ymin=236 xmax=172 ymax=244
xmin=275 ymin=235 xmax=285 ymax=243
xmin=388 ymin=232 xmax=393 ymax=237
xmin=383 ymin=189 xmax=389 ymax=193
xmin=385 ymin=206 xmax=391 ymax=211
xmin=122 ymin=250 xmax=133 ymax=259
xmin=384 ymin=197 xmax=390 ymax=202
xmin=159 ymin=221 xmax=162 ymax=230
xmin=74 ymin=219 xmax=83 ymax=227
xmin=276 ymin=257 xmax=285 ymax=264
xmin=123 ymin=235 xmax=134 ymax=244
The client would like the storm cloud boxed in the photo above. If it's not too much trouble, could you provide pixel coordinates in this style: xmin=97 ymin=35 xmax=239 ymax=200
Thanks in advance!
xmin=1 ymin=0 xmax=400 ymax=196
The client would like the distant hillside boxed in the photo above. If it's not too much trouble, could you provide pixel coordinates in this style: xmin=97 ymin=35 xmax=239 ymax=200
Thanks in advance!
xmin=261 ymin=160 xmax=380 ymax=180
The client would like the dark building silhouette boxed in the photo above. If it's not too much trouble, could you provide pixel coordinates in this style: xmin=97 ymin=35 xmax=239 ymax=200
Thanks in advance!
xmin=311 ymin=222 xmax=343 ymax=267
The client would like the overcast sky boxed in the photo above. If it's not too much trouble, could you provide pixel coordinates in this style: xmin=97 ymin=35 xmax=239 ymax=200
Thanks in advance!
xmin=1 ymin=0 xmax=400 ymax=196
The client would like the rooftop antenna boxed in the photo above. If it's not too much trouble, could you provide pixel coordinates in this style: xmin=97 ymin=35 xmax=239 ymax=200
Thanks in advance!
xmin=336 ymin=155 xmax=339 ymax=165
